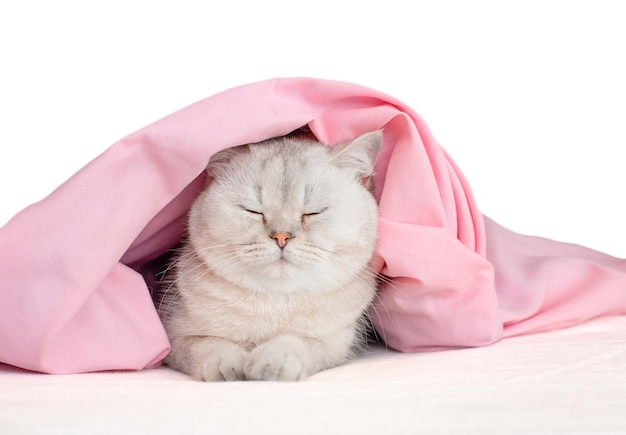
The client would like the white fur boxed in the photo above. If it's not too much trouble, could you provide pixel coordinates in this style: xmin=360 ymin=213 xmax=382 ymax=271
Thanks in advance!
xmin=156 ymin=131 xmax=382 ymax=381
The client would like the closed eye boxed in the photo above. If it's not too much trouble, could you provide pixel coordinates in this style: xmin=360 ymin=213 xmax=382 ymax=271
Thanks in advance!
xmin=301 ymin=208 xmax=327 ymax=221
xmin=240 ymin=206 xmax=264 ymax=217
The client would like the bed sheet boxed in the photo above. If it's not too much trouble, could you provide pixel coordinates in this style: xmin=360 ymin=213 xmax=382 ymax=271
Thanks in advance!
xmin=2 ymin=314 xmax=625 ymax=434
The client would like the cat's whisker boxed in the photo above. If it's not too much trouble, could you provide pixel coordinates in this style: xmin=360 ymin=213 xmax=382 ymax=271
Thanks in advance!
xmin=303 ymin=244 xmax=335 ymax=255
xmin=354 ymin=261 xmax=419 ymax=309
xmin=368 ymin=295 xmax=397 ymax=349
xmin=160 ymin=290 xmax=182 ymax=319
xmin=189 ymin=253 xmax=244 ymax=277
xmin=162 ymin=244 xmax=246 ymax=276
xmin=362 ymin=309 xmax=385 ymax=345
xmin=316 ymin=257 xmax=399 ymax=349
xmin=157 ymin=251 xmax=226 ymax=316
xmin=154 ymin=246 xmax=188 ymax=281
xmin=292 ymin=254 xmax=385 ymax=349
xmin=196 ymin=243 xmax=253 ymax=252
xmin=164 ymin=247 xmax=208 ymax=272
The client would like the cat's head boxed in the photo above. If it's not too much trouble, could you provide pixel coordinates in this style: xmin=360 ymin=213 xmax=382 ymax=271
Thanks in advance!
xmin=187 ymin=131 xmax=382 ymax=294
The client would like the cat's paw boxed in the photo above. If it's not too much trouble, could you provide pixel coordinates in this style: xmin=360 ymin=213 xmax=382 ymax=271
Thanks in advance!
xmin=198 ymin=342 xmax=247 ymax=382
xmin=244 ymin=337 xmax=308 ymax=381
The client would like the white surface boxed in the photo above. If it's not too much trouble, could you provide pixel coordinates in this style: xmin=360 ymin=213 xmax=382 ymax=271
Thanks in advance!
xmin=2 ymin=315 xmax=626 ymax=434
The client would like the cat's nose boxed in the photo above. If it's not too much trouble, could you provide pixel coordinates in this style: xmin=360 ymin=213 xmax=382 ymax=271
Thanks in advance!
xmin=271 ymin=231 xmax=293 ymax=248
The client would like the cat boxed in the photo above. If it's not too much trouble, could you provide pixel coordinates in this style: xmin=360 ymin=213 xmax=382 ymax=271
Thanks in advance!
xmin=153 ymin=130 xmax=383 ymax=381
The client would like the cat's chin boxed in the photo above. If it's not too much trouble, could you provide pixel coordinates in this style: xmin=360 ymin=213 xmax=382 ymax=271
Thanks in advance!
xmin=239 ymin=262 xmax=333 ymax=295
xmin=261 ymin=260 xmax=308 ymax=282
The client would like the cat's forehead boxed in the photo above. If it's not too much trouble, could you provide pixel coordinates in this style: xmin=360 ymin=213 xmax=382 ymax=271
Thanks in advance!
xmin=251 ymin=140 xmax=325 ymax=164
xmin=244 ymin=142 xmax=330 ymax=178
xmin=239 ymin=141 xmax=336 ymax=204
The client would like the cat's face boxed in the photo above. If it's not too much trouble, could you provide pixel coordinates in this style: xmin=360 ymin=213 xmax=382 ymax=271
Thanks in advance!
xmin=187 ymin=132 xmax=382 ymax=294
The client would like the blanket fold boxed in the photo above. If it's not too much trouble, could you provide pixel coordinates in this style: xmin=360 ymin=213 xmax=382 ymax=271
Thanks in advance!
xmin=1 ymin=77 xmax=625 ymax=374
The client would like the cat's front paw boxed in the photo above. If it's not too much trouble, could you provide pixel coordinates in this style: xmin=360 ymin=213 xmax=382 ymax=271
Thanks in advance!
xmin=244 ymin=336 xmax=308 ymax=381
xmin=199 ymin=342 xmax=247 ymax=382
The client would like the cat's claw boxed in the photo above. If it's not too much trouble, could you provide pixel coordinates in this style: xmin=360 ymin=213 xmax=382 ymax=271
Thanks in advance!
xmin=244 ymin=341 xmax=307 ymax=381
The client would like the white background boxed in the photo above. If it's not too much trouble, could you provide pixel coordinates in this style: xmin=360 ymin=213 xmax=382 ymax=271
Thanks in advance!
xmin=1 ymin=1 xmax=625 ymax=256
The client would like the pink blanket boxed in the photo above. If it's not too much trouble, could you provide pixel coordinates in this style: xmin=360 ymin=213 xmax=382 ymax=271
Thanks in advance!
xmin=2 ymin=78 xmax=625 ymax=374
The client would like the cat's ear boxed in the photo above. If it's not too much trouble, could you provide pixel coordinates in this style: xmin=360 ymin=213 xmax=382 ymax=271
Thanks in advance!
xmin=206 ymin=145 xmax=249 ymax=181
xmin=331 ymin=130 xmax=383 ymax=185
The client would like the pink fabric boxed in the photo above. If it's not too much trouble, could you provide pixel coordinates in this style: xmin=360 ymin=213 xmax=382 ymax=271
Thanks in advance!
xmin=1 ymin=78 xmax=625 ymax=374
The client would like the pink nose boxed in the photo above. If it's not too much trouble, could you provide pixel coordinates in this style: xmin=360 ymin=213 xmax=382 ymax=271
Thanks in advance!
xmin=271 ymin=231 xmax=292 ymax=248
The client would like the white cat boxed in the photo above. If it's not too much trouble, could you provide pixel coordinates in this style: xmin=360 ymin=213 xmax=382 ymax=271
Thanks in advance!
xmin=155 ymin=130 xmax=382 ymax=381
